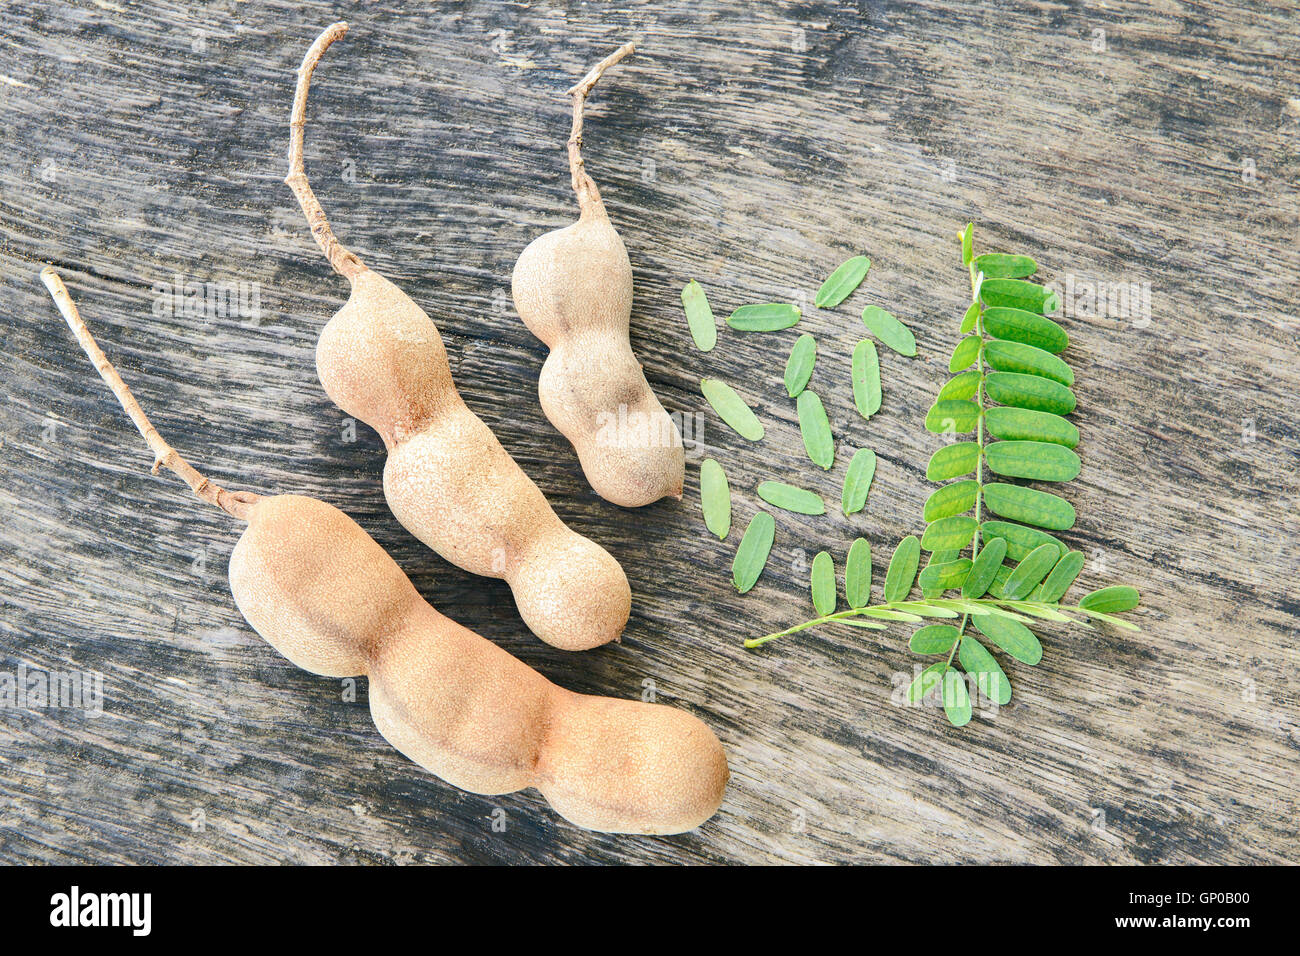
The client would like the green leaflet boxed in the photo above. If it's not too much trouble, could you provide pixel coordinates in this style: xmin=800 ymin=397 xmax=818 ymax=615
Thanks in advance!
xmin=921 ymin=549 xmax=959 ymax=598
xmin=894 ymin=602 xmax=960 ymax=618
xmin=884 ymin=535 xmax=921 ymax=602
xmin=727 ymin=303 xmax=801 ymax=331
xmin=796 ymin=390 xmax=835 ymax=469
xmin=852 ymin=339 xmax=882 ymax=417
xmin=982 ymin=307 xmax=1068 ymax=353
xmin=861 ymin=305 xmax=917 ymax=356
xmin=699 ymin=458 xmax=731 ymax=539
xmin=981 ymin=520 xmax=1066 ymax=562
xmin=838 ymin=618 xmax=888 ymax=630
xmin=680 ymin=280 xmax=717 ymax=351
xmin=925 ymin=399 xmax=981 ymax=434
xmin=845 ymin=538 xmax=872 ymax=608
xmin=985 ymin=406 xmax=1079 ymax=448
xmin=979 ymin=278 xmax=1060 ymax=315
xmin=927 ymin=442 xmax=980 ymax=480
xmin=922 ymin=479 xmax=979 ymax=521
xmin=985 ymin=372 xmax=1077 ymax=415
xmin=983 ymin=339 xmax=1074 ymax=386
xmin=859 ymin=607 xmax=923 ymax=622
xmin=958 ymin=636 xmax=1012 ymax=705
xmin=973 ymin=613 xmax=1043 ymax=665
xmin=982 ymin=483 xmax=1077 ymax=531
xmin=1035 ymin=550 xmax=1085 ymax=602
xmin=757 ymin=480 xmax=825 ymax=515
xmin=810 ymin=551 xmax=836 ymax=615
xmin=949 ymin=334 xmax=982 ymax=372
xmin=784 ymin=333 xmax=817 ymax=398
xmin=961 ymin=536 xmax=1007 ymax=598
xmin=985 ymin=563 xmax=1013 ymax=599
xmin=732 ymin=511 xmax=775 ymax=593
xmin=841 ymin=448 xmax=877 ymax=515
xmin=1079 ymin=585 xmax=1141 ymax=613
xmin=921 ymin=515 xmax=978 ymax=552
xmin=959 ymin=222 xmax=974 ymax=266
xmin=1002 ymin=543 xmax=1061 ymax=600
xmin=700 ymin=378 xmax=765 ymax=441
xmin=973 ymin=253 xmax=1037 ymax=279
xmin=983 ymin=440 xmax=1081 ymax=482
xmin=816 ymin=255 xmax=871 ymax=308
xmin=918 ymin=557 xmax=972 ymax=592
xmin=908 ymin=661 xmax=947 ymax=704
xmin=911 ymin=624 xmax=960 ymax=654
xmin=937 ymin=369 xmax=982 ymax=401
xmin=943 ymin=668 xmax=972 ymax=726
xmin=960 ymin=301 xmax=980 ymax=333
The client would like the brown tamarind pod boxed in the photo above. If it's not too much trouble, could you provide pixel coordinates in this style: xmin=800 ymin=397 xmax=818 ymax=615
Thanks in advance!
xmin=511 ymin=44 xmax=686 ymax=508
xmin=43 ymin=268 xmax=728 ymax=835
xmin=285 ymin=23 xmax=629 ymax=652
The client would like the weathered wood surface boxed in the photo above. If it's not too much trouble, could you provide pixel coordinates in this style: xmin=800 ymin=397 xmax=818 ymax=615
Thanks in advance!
xmin=1 ymin=0 xmax=1297 ymax=865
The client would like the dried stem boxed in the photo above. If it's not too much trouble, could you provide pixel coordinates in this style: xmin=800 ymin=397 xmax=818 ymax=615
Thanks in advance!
xmin=42 ymin=268 xmax=260 ymax=521
xmin=285 ymin=21 xmax=365 ymax=281
xmin=566 ymin=42 xmax=635 ymax=218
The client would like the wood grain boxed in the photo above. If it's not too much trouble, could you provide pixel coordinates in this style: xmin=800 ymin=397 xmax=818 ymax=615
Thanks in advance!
xmin=1 ymin=0 xmax=1297 ymax=864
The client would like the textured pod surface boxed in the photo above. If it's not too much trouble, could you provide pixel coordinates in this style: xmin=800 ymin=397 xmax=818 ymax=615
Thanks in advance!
xmin=233 ymin=494 xmax=726 ymax=833
xmin=512 ymin=198 xmax=684 ymax=507
xmin=321 ymin=269 xmax=630 ymax=650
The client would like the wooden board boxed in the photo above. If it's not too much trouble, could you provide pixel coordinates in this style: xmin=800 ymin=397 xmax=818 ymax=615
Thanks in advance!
xmin=1 ymin=0 xmax=1297 ymax=865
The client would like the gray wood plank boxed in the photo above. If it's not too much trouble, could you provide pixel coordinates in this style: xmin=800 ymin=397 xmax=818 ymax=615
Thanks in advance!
xmin=0 ymin=0 xmax=1296 ymax=864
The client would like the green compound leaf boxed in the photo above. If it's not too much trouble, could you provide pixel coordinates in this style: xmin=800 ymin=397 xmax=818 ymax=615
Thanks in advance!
xmin=852 ymin=339 xmax=882 ymax=417
xmin=958 ymin=636 xmax=1012 ymax=705
xmin=841 ymin=448 xmax=877 ymax=515
xmin=810 ymin=551 xmax=836 ymax=615
xmin=972 ymin=613 xmax=1043 ymax=665
xmin=884 ymin=535 xmax=921 ymax=602
xmin=700 ymin=378 xmax=765 ymax=441
xmin=699 ymin=458 xmax=731 ymax=539
xmin=784 ymin=333 xmax=817 ymax=398
xmin=908 ymin=661 xmax=947 ymax=704
xmin=983 ymin=440 xmax=1081 ymax=482
xmin=961 ymin=536 xmax=1008 ymax=598
xmin=925 ymin=399 xmax=981 ymax=434
xmin=1034 ymin=550 xmax=1085 ymax=602
xmin=937 ymin=369 xmax=982 ymax=401
xmin=927 ymin=442 xmax=980 ymax=481
xmin=983 ymin=339 xmax=1074 ymax=386
xmin=949 ymin=334 xmax=982 ymax=372
xmin=680 ymin=280 xmax=717 ymax=351
xmin=981 ymin=521 xmax=1067 ymax=562
xmin=943 ymin=668 xmax=972 ymax=726
xmin=960 ymin=301 xmax=980 ymax=333
xmin=985 ymin=406 xmax=1079 ymax=448
xmin=796 ymin=390 xmax=835 ymax=470
xmin=922 ymin=479 xmax=980 ymax=522
xmin=861 ymin=305 xmax=917 ymax=356
xmin=982 ymin=483 xmax=1077 ymax=531
xmin=1079 ymin=585 xmax=1141 ymax=613
xmin=727 ymin=303 xmax=801 ymax=331
xmin=1002 ymin=543 xmax=1061 ymax=600
xmin=982 ymin=307 xmax=1068 ymax=353
xmin=845 ymin=538 xmax=872 ymax=608
xmin=911 ymin=624 xmax=960 ymax=654
xmin=985 ymin=372 xmax=1077 ymax=415
xmin=918 ymin=557 xmax=972 ymax=592
xmin=921 ymin=514 xmax=978 ymax=552
xmin=979 ymin=278 xmax=1060 ymax=314
xmin=732 ymin=511 xmax=776 ymax=593
xmin=757 ymin=480 xmax=826 ymax=515
xmin=816 ymin=255 xmax=871 ymax=308
xmin=973 ymin=253 xmax=1037 ymax=280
